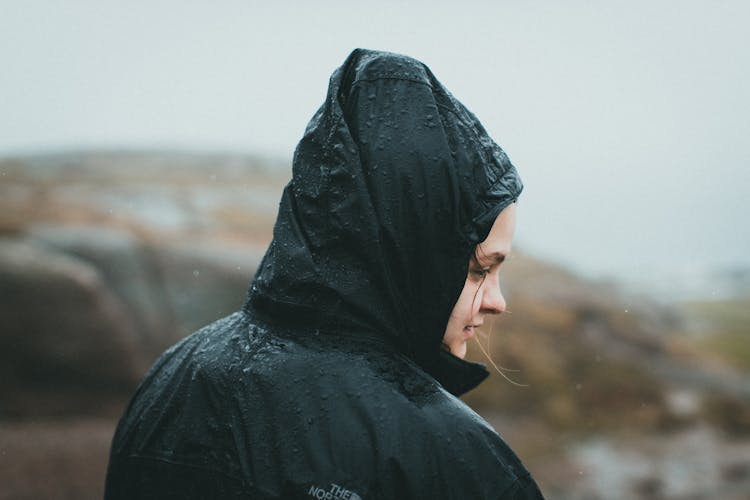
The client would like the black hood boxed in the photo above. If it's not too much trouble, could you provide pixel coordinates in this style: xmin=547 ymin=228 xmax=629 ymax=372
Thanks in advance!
xmin=246 ymin=48 xmax=523 ymax=395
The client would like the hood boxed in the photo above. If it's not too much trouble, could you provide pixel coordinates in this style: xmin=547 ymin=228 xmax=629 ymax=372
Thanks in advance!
xmin=246 ymin=48 xmax=523 ymax=396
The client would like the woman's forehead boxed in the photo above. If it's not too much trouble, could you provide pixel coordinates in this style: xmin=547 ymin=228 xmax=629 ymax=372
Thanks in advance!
xmin=476 ymin=204 xmax=516 ymax=260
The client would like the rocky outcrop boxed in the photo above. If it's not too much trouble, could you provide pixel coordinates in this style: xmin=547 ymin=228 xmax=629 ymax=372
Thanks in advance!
xmin=0 ymin=152 xmax=284 ymax=418
xmin=0 ymin=238 xmax=142 ymax=417
xmin=27 ymin=225 xmax=180 ymax=356
xmin=0 ymin=226 xmax=265 ymax=418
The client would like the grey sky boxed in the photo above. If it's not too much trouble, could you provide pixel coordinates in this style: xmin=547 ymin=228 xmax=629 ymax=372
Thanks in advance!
xmin=2 ymin=0 xmax=748 ymax=298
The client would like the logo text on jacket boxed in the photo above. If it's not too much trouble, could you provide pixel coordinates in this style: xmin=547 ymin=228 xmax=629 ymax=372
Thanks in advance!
xmin=307 ymin=482 xmax=362 ymax=500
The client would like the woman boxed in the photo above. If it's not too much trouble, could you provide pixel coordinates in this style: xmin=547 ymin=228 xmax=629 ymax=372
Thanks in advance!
xmin=105 ymin=48 xmax=544 ymax=499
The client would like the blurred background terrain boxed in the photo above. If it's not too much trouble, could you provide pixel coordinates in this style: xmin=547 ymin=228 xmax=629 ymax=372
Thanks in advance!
xmin=1 ymin=151 xmax=748 ymax=500
xmin=2 ymin=1 xmax=749 ymax=499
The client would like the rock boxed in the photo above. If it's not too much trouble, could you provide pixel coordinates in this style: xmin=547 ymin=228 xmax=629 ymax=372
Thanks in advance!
xmin=0 ymin=226 xmax=266 ymax=418
xmin=153 ymin=239 xmax=264 ymax=335
xmin=28 ymin=224 xmax=265 ymax=352
xmin=27 ymin=225 xmax=182 ymax=356
xmin=0 ymin=238 xmax=142 ymax=417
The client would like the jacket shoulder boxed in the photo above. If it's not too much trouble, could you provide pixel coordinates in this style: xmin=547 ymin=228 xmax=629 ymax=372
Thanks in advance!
xmin=109 ymin=320 xmax=544 ymax=499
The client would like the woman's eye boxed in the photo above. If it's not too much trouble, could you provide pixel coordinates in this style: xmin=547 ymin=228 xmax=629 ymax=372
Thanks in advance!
xmin=470 ymin=267 xmax=489 ymax=279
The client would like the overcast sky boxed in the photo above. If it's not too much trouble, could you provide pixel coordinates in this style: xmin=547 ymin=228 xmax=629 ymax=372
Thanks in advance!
xmin=2 ymin=0 xmax=748 ymax=298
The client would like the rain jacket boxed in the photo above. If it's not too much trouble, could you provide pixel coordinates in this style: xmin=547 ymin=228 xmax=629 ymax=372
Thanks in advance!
xmin=105 ymin=48 xmax=544 ymax=500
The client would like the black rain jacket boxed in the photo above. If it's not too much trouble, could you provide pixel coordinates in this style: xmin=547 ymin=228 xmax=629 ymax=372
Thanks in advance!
xmin=105 ymin=48 xmax=544 ymax=500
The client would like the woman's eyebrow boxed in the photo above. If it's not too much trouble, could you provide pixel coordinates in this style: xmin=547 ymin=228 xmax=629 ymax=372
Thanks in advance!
xmin=475 ymin=251 xmax=507 ymax=266
xmin=485 ymin=251 xmax=507 ymax=264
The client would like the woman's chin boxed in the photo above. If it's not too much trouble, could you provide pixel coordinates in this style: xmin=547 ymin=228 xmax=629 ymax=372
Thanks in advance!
xmin=450 ymin=341 xmax=468 ymax=359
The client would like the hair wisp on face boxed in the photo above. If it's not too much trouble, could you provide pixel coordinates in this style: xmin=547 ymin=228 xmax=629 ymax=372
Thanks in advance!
xmin=473 ymin=313 xmax=527 ymax=387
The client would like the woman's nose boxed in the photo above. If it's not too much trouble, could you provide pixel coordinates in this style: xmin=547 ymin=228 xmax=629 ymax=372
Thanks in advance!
xmin=480 ymin=282 xmax=506 ymax=314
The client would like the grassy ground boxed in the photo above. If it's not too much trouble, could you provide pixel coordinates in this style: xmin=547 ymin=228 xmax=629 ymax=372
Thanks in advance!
xmin=677 ymin=298 xmax=750 ymax=372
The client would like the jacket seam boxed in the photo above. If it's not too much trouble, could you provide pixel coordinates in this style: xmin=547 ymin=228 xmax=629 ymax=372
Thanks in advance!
xmin=351 ymin=76 xmax=434 ymax=88
xmin=121 ymin=452 xmax=244 ymax=483
xmin=319 ymin=112 xmax=345 ymax=164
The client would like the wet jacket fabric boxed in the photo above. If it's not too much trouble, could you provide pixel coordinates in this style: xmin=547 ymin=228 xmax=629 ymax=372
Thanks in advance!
xmin=105 ymin=49 xmax=543 ymax=499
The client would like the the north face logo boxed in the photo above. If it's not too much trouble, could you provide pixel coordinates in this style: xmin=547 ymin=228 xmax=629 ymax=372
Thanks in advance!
xmin=307 ymin=482 xmax=362 ymax=500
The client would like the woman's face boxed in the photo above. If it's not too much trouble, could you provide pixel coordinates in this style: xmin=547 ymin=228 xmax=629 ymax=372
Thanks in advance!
xmin=443 ymin=203 xmax=516 ymax=359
